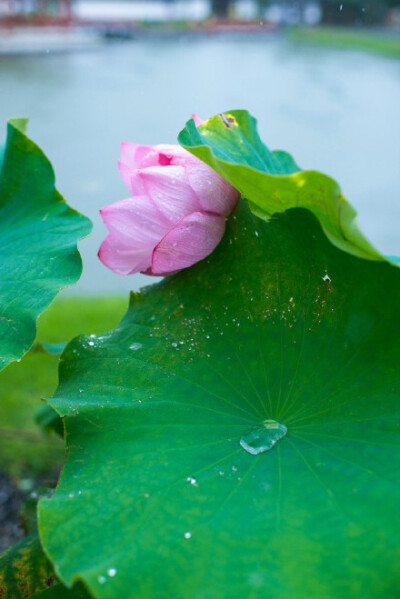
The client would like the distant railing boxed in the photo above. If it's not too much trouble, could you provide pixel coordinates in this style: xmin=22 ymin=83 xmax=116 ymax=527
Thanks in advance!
xmin=0 ymin=0 xmax=73 ymax=25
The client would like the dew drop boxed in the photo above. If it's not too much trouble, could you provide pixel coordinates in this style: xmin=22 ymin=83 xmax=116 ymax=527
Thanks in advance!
xmin=240 ymin=420 xmax=287 ymax=455
xmin=107 ymin=568 xmax=117 ymax=577
xmin=186 ymin=476 xmax=197 ymax=486
xmin=129 ymin=342 xmax=142 ymax=351
xmin=184 ymin=531 xmax=192 ymax=539
xmin=98 ymin=575 xmax=106 ymax=584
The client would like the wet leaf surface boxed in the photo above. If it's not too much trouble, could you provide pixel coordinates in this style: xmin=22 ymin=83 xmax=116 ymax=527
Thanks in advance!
xmin=39 ymin=202 xmax=400 ymax=599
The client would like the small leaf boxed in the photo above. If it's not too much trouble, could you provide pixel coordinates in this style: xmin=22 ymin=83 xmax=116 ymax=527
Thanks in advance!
xmin=35 ymin=404 xmax=64 ymax=438
xmin=0 ymin=534 xmax=55 ymax=598
xmin=31 ymin=582 xmax=91 ymax=599
xmin=178 ymin=110 xmax=388 ymax=263
xmin=0 ymin=120 xmax=92 ymax=371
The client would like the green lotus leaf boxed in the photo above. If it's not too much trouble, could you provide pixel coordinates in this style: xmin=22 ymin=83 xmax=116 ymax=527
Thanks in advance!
xmin=0 ymin=120 xmax=92 ymax=371
xmin=30 ymin=582 xmax=90 ymax=598
xmin=178 ymin=109 xmax=390 ymax=264
xmin=0 ymin=532 xmax=91 ymax=599
xmin=39 ymin=199 xmax=400 ymax=598
xmin=0 ymin=534 xmax=55 ymax=598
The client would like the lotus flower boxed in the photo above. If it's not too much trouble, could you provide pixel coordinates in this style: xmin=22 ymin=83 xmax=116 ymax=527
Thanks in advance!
xmin=98 ymin=124 xmax=239 ymax=276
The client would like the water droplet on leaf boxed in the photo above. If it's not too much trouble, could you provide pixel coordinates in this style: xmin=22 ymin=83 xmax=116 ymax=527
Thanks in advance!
xmin=240 ymin=420 xmax=287 ymax=455
xmin=129 ymin=342 xmax=142 ymax=350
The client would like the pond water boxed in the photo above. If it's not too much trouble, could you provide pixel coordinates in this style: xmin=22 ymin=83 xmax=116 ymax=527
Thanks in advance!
xmin=1 ymin=34 xmax=399 ymax=293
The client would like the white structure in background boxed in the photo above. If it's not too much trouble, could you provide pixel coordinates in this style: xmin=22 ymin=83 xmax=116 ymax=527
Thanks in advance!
xmin=235 ymin=0 xmax=322 ymax=24
xmin=0 ymin=0 xmax=322 ymax=24
xmin=264 ymin=1 xmax=322 ymax=25
xmin=234 ymin=0 xmax=258 ymax=20
xmin=302 ymin=2 xmax=322 ymax=24
xmin=75 ymin=0 xmax=209 ymax=22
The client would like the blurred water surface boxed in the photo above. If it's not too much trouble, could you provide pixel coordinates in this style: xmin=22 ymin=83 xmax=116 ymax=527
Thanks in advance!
xmin=0 ymin=35 xmax=399 ymax=293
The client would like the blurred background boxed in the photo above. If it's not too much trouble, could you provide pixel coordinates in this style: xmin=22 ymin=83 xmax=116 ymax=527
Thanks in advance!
xmin=0 ymin=0 xmax=399 ymax=294
xmin=1 ymin=0 xmax=399 ymax=555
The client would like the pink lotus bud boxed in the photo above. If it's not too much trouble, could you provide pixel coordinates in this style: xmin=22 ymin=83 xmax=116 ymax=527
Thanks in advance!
xmin=98 ymin=136 xmax=239 ymax=276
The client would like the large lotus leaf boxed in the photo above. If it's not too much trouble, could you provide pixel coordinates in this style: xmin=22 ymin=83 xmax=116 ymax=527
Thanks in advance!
xmin=0 ymin=120 xmax=92 ymax=371
xmin=178 ymin=110 xmax=387 ymax=263
xmin=39 ymin=201 xmax=399 ymax=598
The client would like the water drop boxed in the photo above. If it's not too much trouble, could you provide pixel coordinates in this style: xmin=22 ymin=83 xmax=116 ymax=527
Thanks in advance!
xmin=129 ymin=342 xmax=142 ymax=350
xmin=184 ymin=531 xmax=192 ymax=539
xmin=107 ymin=568 xmax=117 ymax=577
xmin=186 ymin=476 xmax=197 ymax=486
xmin=98 ymin=575 xmax=106 ymax=584
xmin=240 ymin=420 xmax=287 ymax=455
xmin=322 ymin=273 xmax=331 ymax=283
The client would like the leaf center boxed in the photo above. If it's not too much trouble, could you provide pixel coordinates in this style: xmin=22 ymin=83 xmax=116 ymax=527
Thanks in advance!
xmin=240 ymin=420 xmax=287 ymax=455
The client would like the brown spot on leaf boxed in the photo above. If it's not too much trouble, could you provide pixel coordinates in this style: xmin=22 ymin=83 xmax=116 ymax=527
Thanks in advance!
xmin=220 ymin=113 xmax=236 ymax=128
